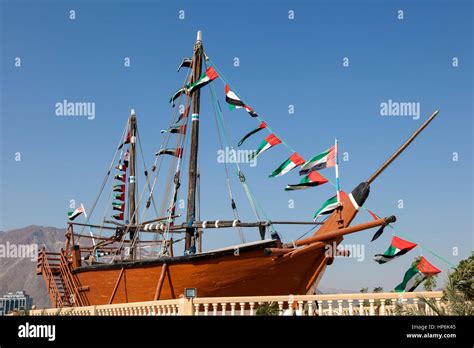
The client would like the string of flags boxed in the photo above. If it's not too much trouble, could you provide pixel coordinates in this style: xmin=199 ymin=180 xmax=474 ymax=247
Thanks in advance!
xmin=168 ymin=62 xmax=344 ymax=220
xmin=367 ymin=208 xmax=442 ymax=292
xmin=111 ymin=137 xmax=130 ymax=220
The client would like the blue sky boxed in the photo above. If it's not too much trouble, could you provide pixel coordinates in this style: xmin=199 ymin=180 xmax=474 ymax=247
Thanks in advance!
xmin=1 ymin=0 xmax=472 ymax=290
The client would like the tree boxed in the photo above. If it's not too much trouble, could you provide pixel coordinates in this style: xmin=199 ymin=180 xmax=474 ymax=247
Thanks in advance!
xmin=446 ymin=254 xmax=473 ymax=300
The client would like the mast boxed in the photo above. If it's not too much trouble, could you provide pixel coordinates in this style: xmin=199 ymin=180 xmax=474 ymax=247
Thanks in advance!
xmin=185 ymin=31 xmax=203 ymax=252
xmin=128 ymin=109 xmax=138 ymax=258
xmin=367 ymin=109 xmax=439 ymax=184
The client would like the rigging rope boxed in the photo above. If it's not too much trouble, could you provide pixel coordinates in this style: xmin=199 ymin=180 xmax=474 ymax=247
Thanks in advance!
xmin=208 ymin=78 xmax=246 ymax=243
xmin=208 ymin=73 xmax=263 ymax=223
xmin=79 ymin=119 xmax=129 ymax=237
xmin=206 ymin=58 xmax=278 ymax=236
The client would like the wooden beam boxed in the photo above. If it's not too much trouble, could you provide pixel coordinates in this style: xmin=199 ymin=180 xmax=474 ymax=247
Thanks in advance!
xmin=284 ymin=216 xmax=395 ymax=247
xmin=108 ymin=268 xmax=125 ymax=304
xmin=153 ymin=263 xmax=168 ymax=301
xmin=185 ymin=31 xmax=203 ymax=251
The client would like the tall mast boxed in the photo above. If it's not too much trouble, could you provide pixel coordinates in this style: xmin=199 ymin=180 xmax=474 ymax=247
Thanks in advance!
xmin=185 ymin=31 xmax=203 ymax=252
xmin=128 ymin=109 xmax=138 ymax=258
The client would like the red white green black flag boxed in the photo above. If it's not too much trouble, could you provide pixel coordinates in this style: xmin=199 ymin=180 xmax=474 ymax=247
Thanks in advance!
xmin=395 ymin=256 xmax=441 ymax=292
xmin=299 ymin=146 xmax=336 ymax=175
xmin=285 ymin=171 xmax=329 ymax=191
xmin=374 ymin=236 xmax=417 ymax=264
xmin=114 ymin=174 xmax=126 ymax=182
xmin=187 ymin=66 xmax=219 ymax=93
xmin=238 ymin=122 xmax=266 ymax=147
xmin=225 ymin=85 xmax=258 ymax=117
xmin=113 ymin=184 xmax=125 ymax=192
xmin=269 ymin=153 xmax=305 ymax=178
xmin=313 ymin=193 xmax=343 ymax=220
xmin=249 ymin=134 xmax=281 ymax=160
xmin=67 ymin=205 xmax=84 ymax=221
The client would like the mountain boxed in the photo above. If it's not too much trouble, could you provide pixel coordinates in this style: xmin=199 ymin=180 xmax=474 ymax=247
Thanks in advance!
xmin=0 ymin=225 xmax=65 ymax=308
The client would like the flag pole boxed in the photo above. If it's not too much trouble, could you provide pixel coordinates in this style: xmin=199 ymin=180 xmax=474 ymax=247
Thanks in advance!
xmin=335 ymin=138 xmax=341 ymax=203
xmin=81 ymin=203 xmax=97 ymax=248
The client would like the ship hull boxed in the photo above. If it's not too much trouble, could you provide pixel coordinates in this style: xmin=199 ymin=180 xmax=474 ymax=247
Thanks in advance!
xmin=74 ymin=239 xmax=330 ymax=305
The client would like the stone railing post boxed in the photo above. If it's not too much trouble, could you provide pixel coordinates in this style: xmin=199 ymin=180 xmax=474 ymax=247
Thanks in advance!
xmin=327 ymin=300 xmax=333 ymax=316
xmin=317 ymin=301 xmax=323 ymax=316
xmin=369 ymin=299 xmax=375 ymax=316
xmin=178 ymin=297 xmax=194 ymax=316
xmin=337 ymin=300 xmax=343 ymax=316
xmin=358 ymin=300 xmax=364 ymax=315
xmin=348 ymin=300 xmax=354 ymax=316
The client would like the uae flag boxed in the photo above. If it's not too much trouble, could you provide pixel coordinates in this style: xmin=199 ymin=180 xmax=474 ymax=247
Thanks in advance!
xmin=112 ymin=202 xmax=125 ymax=212
xmin=67 ymin=205 xmax=84 ymax=221
xmin=187 ymin=66 xmax=219 ymax=93
xmin=249 ymin=134 xmax=281 ymax=160
xmin=169 ymin=87 xmax=187 ymax=107
xmin=285 ymin=171 xmax=329 ymax=191
xmin=161 ymin=124 xmax=187 ymax=134
xmin=395 ymin=256 xmax=441 ymax=292
xmin=113 ymin=184 xmax=125 ymax=193
xmin=112 ymin=212 xmax=124 ymax=221
xmin=118 ymin=132 xmax=131 ymax=150
xmin=124 ymin=150 xmax=129 ymax=166
xmin=313 ymin=193 xmax=344 ymax=220
xmin=269 ymin=153 xmax=305 ymax=178
xmin=114 ymin=193 xmax=125 ymax=201
xmin=225 ymin=85 xmax=258 ymax=117
xmin=114 ymin=174 xmax=126 ymax=182
xmin=155 ymin=148 xmax=183 ymax=158
xmin=367 ymin=209 xmax=390 ymax=242
xmin=374 ymin=236 xmax=417 ymax=264
xmin=177 ymin=58 xmax=192 ymax=72
xmin=238 ymin=122 xmax=266 ymax=147
xmin=299 ymin=146 xmax=336 ymax=175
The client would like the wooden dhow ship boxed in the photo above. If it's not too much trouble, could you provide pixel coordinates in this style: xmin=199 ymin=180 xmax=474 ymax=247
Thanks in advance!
xmin=37 ymin=32 xmax=440 ymax=307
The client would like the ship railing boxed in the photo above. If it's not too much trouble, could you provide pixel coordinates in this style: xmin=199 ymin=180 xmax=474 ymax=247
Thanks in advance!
xmin=29 ymin=291 xmax=445 ymax=316
xmin=36 ymin=248 xmax=65 ymax=308
xmin=58 ymin=249 xmax=89 ymax=307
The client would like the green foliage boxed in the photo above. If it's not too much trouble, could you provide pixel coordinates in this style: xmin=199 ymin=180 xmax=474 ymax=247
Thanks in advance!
xmin=411 ymin=256 xmax=422 ymax=268
xmin=446 ymin=254 xmax=473 ymax=300
xmin=256 ymin=302 xmax=279 ymax=316
xmin=423 ymin=275 xmax=437 ymax=291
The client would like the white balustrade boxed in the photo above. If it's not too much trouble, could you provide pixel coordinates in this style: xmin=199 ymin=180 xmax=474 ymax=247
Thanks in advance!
xmin=28 ymin=291 xmax=445 ymax=316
